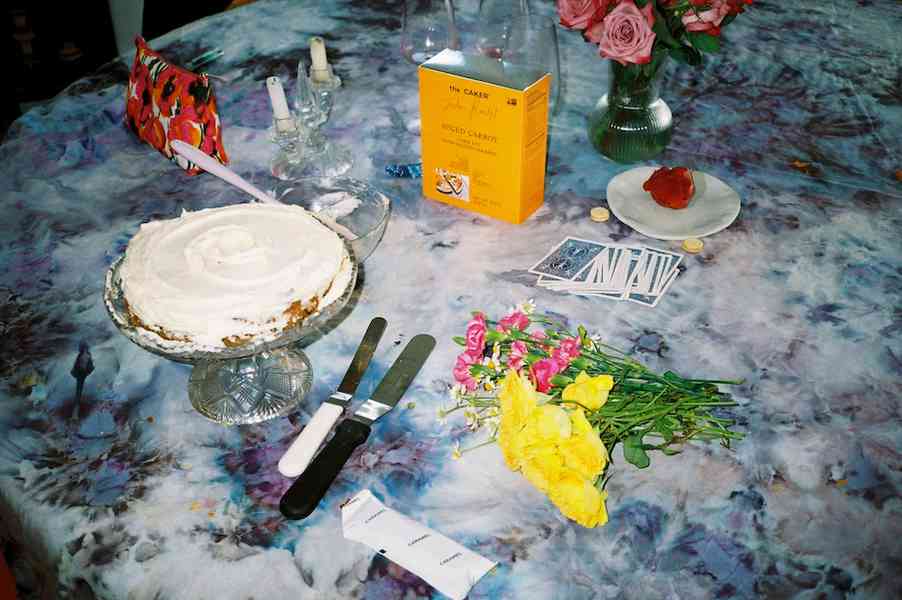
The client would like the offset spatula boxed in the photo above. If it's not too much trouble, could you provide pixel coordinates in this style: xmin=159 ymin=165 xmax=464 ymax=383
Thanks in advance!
xmin=280 ymin=333 xmax=436 ymax=520
xmin=278 ymin=317 xmax=388 ymax=478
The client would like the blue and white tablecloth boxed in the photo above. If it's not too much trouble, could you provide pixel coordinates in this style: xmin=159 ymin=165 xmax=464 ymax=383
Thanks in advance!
xmin=0 ymin=0 xmax=900 ymax=598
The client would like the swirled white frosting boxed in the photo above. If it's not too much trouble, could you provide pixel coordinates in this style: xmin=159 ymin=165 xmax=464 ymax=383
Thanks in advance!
xmin=120 ymin=203 xmax=350 ymax=349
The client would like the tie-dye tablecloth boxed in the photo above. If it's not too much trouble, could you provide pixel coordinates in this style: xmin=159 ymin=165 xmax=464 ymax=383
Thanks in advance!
xmin=1 ymin=1 xmax=900 ymax=598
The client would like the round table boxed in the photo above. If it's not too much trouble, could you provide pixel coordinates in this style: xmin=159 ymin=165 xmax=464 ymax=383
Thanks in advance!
xmin=1 ymin=0 xmax=900 ymax=598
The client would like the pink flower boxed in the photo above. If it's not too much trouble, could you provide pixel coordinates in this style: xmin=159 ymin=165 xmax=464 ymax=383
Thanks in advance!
xmin=682 ymin=0 xmax=731 ymax=36
xmin=453 ymin=352 xmax=479 ymax=391
xmin=531 ymin=358 xmax=564 ymax=393
xmin=531 ymin=330 xmax=548 ymax=342
xmin=557 ymin=0 xmax=610 ymax=31
xmin=507 ymin=341 xmax=528 ymax=372
xmin=497 ymin=311 xmax=530 ymax=333
xmin=553 ymin=337 xmax=582 ymax=364
xmin=595 ymin=0 xmax=656 ymax=65
xmin=465 ymin=313 xmax=487 ymax=357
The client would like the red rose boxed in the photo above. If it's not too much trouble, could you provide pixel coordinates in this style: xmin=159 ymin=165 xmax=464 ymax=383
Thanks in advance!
xmin=558 ymin=0 xmax=608 ymax=31
xmin=726 ymin=0 xmax=752 ymax=15
xmin=643 ymin=167 xmax=696 ymax=209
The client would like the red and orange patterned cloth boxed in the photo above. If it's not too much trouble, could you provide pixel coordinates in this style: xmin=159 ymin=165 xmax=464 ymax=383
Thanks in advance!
xmin=126 ymin=37 xmax=229 ymax=174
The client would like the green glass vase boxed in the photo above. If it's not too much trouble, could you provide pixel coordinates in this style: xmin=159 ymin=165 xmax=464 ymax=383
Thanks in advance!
xmin=587 ymin=60 xmax=672 ymax=163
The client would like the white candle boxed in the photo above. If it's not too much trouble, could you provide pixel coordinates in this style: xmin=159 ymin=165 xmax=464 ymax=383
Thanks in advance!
xmin=266 ymin=76 xmax=295 ymax=132
xmin=309 ymin=36 xmax=330 ymax=82
xmin=266 ymin=76 xmax=291 ymax=119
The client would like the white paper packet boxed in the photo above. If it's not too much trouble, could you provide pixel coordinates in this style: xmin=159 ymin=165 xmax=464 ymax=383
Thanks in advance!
xmin=341 ymin=489 xmax=497 ymax=600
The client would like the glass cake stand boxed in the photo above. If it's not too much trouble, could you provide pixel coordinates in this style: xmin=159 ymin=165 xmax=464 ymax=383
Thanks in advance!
xmin=103 ymin=240 xmax=358 ymax=426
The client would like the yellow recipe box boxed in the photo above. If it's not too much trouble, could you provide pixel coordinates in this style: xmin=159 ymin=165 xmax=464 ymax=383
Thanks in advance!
xmin=418 ymin=49 xmax=550 ymax=224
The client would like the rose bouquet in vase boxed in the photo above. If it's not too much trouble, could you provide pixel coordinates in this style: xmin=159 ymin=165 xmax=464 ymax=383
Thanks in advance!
xmin=557 ymin=0 xmax=753 ymax=162
xmin=444 ymin=302 xmax=743 ymax=527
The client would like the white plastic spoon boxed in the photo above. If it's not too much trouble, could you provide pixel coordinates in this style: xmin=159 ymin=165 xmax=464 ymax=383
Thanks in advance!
xmin=170 ymin=140 xmax=278 ymax=205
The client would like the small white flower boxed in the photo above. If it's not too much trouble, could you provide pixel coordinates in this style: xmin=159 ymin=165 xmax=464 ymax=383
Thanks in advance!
xmin=449 ymin=384 xmax=466 ymax=402
xmin=451 ymin=440 xmax=462 ymax=460
xmin=436 ymin=406 xmax=448 ymax=425
xmin=464 ymin=410 xmax=479 ymax=431
xmin=516 ymin=299 xmax=536 ymax=315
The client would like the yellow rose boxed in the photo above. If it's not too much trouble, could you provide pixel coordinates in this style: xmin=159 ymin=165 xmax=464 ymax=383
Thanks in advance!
xmin=524 ymin=404 xmax=572 ymax=442
xmin=498 ymin=424 xmax=523 ymax=471
xmin=547 ymin=470 xmax=609 ymax=528
xmin=498 ymin=370 xmax=537 ymax=431
xmin=559 ymin=432 xmax=608 ymax=480
xmin=557 ymin=407 xmax=608 ymax=479
xmin=520 ymin=443 xmax=565 ymax=492
xmin=561 ymin=371 xmax=614 ymax=410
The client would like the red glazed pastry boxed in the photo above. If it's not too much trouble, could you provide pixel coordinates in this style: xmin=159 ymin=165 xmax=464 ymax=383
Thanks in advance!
xmin=643 ymin=167 xmax=696 ymax=209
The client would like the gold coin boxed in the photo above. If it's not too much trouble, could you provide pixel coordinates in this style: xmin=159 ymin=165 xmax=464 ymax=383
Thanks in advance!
xmin=589 ymin=207 xmax=610 ymax=222
xmin=682 ymin=238 xmax=704 ymax=253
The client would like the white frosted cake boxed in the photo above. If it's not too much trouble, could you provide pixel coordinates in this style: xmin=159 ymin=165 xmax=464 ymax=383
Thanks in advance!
xmin=119 ymin=203 xmax=353 ymax=350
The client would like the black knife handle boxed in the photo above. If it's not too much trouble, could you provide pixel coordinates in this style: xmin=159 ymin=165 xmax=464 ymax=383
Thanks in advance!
xmin=280 ymin=418 xmax=371 ymax=520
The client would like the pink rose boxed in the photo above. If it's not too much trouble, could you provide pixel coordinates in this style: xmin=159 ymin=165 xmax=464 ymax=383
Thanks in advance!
xmin=596 ymin=0 xmax=656 ymax=65
xmin=453 ymin=352 xmax=479 ymax=391
xmin=531 ymin=330 xmax=547 ymax=342
xmin=682 ymin=0 xmax=731 ymax=35
xmin=465 ymin=313 xmax=487 ymax=357
xmin=507 ymin=341 xmax=528 ymax=372
xmin=531 ymin=358 xmax=563 ymax=393
xmin=553 ymin=337 xmax=582 ymax=364
xmin=557 ymin=0 xmax=609 ymax=31
xmin=497 ymin=310 xmax=530 ymax=333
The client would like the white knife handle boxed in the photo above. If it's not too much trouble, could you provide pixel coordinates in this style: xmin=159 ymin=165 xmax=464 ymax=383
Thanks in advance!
xmin=279 ymin=403 xmax=344 ymax=478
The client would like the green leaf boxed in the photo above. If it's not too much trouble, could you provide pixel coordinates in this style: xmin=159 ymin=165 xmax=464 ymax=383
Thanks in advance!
xmin=452 ymin=336 xmax=467 ymax=347
xmin=623 ymin=435 xmax=651 ymax=468
xmin=642 ymin=45 xmax=668 ymax=79
xmin=651 ymin=5 xmax=680 ymax=48
xmin=669 ymin=44 xmax=702 ymax=66
xmin=525 ymin=352 xmax=545 ymax=364
xmin=551 ymin=374 xmax=573 ymax=388
xmin=687 ymin=31 xmax=721 ymax=53
xmin=655 ymin=419 xmax=674 ymax=442
xmin=634 ymin=0 xmax=649 ymax=6
xmin=569 ymin=357 xmax=591 ymax=371
xmin=660 ymin=446 xmax=682 ymax=456
xmin=485 ymin=330 xmax=503 ymax=344
xmin=720 ymin=14 xmax=737 ymax=28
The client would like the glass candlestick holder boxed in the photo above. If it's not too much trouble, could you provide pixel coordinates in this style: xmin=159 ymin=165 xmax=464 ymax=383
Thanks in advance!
xmin=269 ymin=116 xmax=305 ymax=181
xmin=272 ymin=65 xmax=352 ymax=180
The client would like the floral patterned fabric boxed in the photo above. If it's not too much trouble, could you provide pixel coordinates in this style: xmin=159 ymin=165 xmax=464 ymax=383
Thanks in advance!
xmin=126 ymin=36 xmax=228 ymax=174
xmin=0 ymin=0 xmax=900 ymax=598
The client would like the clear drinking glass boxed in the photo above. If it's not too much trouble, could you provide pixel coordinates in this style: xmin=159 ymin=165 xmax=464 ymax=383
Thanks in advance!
xmin=474 ymin=0 xmax=530 ymax=59
xmin=401 ymin=0 xmax=460 ymax=64
xmin=502 ymin=16 xmax=561 ymax=114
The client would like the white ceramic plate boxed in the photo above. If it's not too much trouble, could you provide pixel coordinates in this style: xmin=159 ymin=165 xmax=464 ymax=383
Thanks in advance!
xmin=607 ymin=166 xmax=741 ymax=240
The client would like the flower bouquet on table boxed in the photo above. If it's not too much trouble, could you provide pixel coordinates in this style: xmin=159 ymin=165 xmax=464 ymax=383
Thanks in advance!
xmin=444 ymin=302 xmax=743 ymax=528
xmin=557 ymin=0 xmax=753 ymax=162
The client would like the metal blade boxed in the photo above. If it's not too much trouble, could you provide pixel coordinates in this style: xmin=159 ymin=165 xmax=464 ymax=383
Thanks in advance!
xmin=352 ymin=334 xmax=436 ymax=424
xmin=336 ymin=317 xmax=388 ymax=396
